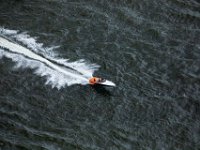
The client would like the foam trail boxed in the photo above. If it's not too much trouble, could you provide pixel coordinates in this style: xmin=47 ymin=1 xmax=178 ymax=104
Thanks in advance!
xmin=0 ymin=28 xmax=99 ymax=88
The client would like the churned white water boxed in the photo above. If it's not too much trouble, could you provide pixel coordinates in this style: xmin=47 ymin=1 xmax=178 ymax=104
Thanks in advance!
xmin=0 ymin=28 xmax=99 ymax=89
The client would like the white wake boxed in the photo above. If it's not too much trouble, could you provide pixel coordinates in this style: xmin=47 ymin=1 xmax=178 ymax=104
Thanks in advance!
xmin=0 ymin=28 xmax=99 ymax=89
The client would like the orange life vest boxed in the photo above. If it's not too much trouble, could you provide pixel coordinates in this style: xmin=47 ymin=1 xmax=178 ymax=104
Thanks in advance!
xmin=89 ymin=77 xmax=99 ymax=85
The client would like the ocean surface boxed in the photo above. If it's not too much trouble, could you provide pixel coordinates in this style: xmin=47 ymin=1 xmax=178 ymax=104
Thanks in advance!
xmin=0 ymin=0 xmax=200 ymax=150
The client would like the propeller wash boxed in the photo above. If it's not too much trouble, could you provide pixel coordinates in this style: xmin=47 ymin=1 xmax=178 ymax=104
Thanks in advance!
xmin=0 ymin=28 xmax=99 ymax=89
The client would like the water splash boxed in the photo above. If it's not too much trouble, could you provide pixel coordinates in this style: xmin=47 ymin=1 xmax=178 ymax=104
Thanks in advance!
xmin=0 ymin=28 xmax=100 ymax=89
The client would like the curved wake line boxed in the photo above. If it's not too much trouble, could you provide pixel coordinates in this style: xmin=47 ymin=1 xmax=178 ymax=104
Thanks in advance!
xmin=0 ymin=37 xmax=88 ymax=82
xmin=0 ymin=28 xmax=99 ymax=88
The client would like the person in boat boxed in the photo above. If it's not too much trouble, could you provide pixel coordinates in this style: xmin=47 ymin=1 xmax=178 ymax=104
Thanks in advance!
xmin=89 ymin=77 xmax=105 ymax=85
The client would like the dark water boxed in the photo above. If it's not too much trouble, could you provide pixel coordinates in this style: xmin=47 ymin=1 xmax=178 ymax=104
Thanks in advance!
xmin=0 ymin=0 xmax=200 ymax=149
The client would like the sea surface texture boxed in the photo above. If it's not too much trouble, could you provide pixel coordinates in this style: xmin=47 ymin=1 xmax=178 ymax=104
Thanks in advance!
xmin=0 ymin=0 xmax=200 ymax=150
